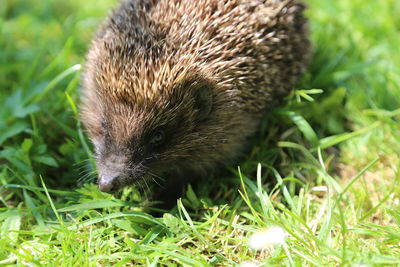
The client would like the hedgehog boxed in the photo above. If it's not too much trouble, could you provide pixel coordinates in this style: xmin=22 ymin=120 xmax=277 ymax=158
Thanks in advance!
xmin=80 ymin=0 xmax=310 ymax=194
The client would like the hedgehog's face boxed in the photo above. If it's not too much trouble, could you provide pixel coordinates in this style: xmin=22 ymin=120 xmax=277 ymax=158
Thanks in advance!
xmin=81 ymin=73 xmax=214 ymax=193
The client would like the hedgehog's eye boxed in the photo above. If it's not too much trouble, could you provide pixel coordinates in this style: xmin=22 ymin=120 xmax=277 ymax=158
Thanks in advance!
xmin=149 ymin=130 xmax=165 ymax=147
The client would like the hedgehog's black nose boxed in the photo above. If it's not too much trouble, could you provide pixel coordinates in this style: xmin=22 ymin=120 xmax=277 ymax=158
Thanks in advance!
xmin=98 ymin=174 xmax=118 ymax=193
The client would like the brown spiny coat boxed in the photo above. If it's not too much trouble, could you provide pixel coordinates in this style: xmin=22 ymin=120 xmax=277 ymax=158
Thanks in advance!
xmin=81 ymin=0 xmax=310 ymax=193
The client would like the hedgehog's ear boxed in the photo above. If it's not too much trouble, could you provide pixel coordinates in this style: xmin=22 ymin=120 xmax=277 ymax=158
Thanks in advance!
xmin=190 ymin=79 xmax=213 ymax=120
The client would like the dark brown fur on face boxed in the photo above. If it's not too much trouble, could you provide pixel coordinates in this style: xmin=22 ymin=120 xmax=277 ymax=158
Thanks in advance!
xmin=81 ymin=0 xmax=310 ymax=193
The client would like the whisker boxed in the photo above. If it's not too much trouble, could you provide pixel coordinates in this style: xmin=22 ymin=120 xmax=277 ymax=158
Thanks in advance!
xmin=73 ymin=158 xmax=94 ymax=167
xmin=142 ymin=177 xmax=152 ymax=197
xmin=136 ymin=179 xmax=149 ymax=200
xmin=149 ymin=174 xmax=165 ymax=189
xmin=77 ymin=170 xmax=97 ymax=185
xmin=148 ymin=171 xmax=165 ymax=182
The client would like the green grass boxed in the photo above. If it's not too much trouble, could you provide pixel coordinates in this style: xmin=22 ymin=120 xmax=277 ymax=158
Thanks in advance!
xmin=1 ymin=0 xmax=400 ymax=266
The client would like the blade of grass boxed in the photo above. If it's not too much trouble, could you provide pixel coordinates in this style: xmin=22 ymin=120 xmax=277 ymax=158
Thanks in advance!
xmin=39 ymin=175 xmax=63 ymax=225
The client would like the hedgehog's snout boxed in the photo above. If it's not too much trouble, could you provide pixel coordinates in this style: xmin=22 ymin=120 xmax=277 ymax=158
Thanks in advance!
xmin=97 ymin=153 xmax=128 ymax=193
xmin=98 ymin=173 xmax=119 ymax=193
xmin=97 ymin=165 xmax=123 ymax=193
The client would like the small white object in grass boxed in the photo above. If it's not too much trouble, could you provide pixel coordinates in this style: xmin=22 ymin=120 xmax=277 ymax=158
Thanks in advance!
xmin=239 ymin=261 xmax=259 ymax=267
xmin=248 ymin=226 xmax=287 ymax=251
xmin=312 ymin=186 xmax=328 ymax=192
